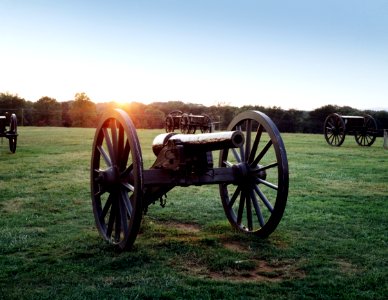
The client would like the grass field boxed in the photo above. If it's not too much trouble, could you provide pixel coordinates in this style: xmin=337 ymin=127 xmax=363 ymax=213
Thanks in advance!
xmin=0 ymin=126 xmax=387 ymax=299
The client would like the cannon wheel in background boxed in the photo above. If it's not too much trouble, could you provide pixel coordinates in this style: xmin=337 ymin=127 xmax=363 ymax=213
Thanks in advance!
xmin=165 ymin=110 xmax=182 ymax=133
xmin=180 ymin=113 xmax=190 ymax=134
xmin=219 ymin=110 xmax=289 ymax=237
xmin=165 ymin=115 xmax=174 ymax=133
xmin=8 ymin=113 xmax=18 ymax=153
xmin=354 ymin=115 xmax=377 ymax=146
xmin=200 ymin=114 xmax=212 ymax=133
xmin=188 ymin=124 xmax=196 ymax=134
xmin=91 ymin=108 xmax=144 ymax=250
xmin=324 ymin=113 xmax=346 ymax=146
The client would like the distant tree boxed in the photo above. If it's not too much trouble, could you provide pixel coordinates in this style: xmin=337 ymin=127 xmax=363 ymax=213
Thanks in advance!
xmin=308 ymin=105 xmax=339 ymax=133
xmin=33 ymin=96 xmax=62 ymax=126
xmin=121 ymin=102 xmax=147 ymax=128
xmin=0 ymin=92 xmax=31 ymax=125
xmin=61 ymin=101 xmax=72 ymax=127
xmin=144 ymin=107 xmax=165 ymax=129
xmin=0 ymin=92 xmax=26 ymax=114
xmin=69 ymin=92 xmax=97 ymax=127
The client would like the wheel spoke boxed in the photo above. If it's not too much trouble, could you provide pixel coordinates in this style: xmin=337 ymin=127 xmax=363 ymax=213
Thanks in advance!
xmin=244 ymin=119 xmax=252 ymax=162
xmin=251 ymin=140 xmax=273 ymax=167
xmin=118 ymin=191 xmax=129 ymax=239
xmin=120 ymin=140 xmax=130 ymax=170
xmin=97 ymin=145 xmax=112 ymax=166
xmin=258 ymin=178 xmax=278 ymax=190
xmin=228 ymin=186 xmax=241 ymax=209
xmin=223 ymin=160 xmax=234 ymax=167
xmin=250 ymin=189 xmax=265 ymax=226
xmin=246 ymin=190 xmax=253 ymax=230
xmin=110 ymin=120 xmax=118 ymax=162
xmin=231 ymin=148 xmax=241 ymax=163
xmin=248 ymin=124 xmax=263 ymax=164
xmin=237 ymin=190 xmax=245 ymax=225
xmin=121 ymin=188 xmax=133 ymax=216
xmin=254 ymin=185 xmax=274 ymax=212
xmin=102 ymin=128 xmax=115 ymax=164
xmin=106 ymin=195 xmax=116 ymax=238
xmin=257 ymin=162 xmax=278 ymax=172
xmin=121 ymin=182 xmax=134 ymax=193
xmin=114 ymin=198 xmax=122 ymax=242
xmin=94 ymin=187 xmax=106 ymax=198
xmin=100 ymin=194 xmax=113 ymax=221
xmin=117 ymin=124 xmax=125 ymax=164
xmin=121 ymin=163 xmax=134 ymax=180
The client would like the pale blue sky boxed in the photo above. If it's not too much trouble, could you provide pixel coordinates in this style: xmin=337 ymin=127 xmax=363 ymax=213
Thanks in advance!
xmin=1 ymin=0 xmax=387 ymax=110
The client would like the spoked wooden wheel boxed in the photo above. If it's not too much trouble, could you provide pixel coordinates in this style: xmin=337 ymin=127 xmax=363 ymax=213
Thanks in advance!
xmin=200 ymin=114 xmax=212 ymax=133
xmin=324 ymin=113 xmax=346 ymax=146
xmin=7 ymin=113 xmax=18 ymax=153
xmin=165 ymin=115 xmax=174 ymax=133
xmin=188 ymin=125 xmax=196 ymax=134
xmin=355 ymin=115 xmax=377 ymax=146
xmin=91 ymin=109 xmax=143 ymax=250
xmin=180 ymin=113 xmax=190 ymax=134
xmin=165 ymin=110 xmax=182 ymax=133
xmin=219 ymin=111 xmax=289 ymax=237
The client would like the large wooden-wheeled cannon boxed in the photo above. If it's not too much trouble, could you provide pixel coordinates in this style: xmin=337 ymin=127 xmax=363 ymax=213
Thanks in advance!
xmin=0 ymin=113 xmax=18 ymax=153
xmin=91 ymin=109 xmax=289 ymax=250
xmin=324 ymin=113 xmax=378 ymax=147
xmin=165 ymin=110 xmax=212 ymax=134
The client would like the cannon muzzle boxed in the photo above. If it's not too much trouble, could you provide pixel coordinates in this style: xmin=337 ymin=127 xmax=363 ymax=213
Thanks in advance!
xmin=152 ymin=131 xmax=244 ymax=156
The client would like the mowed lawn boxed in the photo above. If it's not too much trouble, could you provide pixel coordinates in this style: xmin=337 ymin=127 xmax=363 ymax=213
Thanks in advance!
xmin=0 ymin=126 xmax=387 ymax=299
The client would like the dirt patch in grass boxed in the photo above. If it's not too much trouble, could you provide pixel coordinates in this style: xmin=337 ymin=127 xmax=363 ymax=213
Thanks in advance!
xmin=163 ymin=221 xmax=202 ymax=233
xmin=158 ymin=221 xmax=305 ymax=282
xmin=337 ymin=260 xmax=360 ymax=274
xmin=223 ymin=241 xmax=252 ymax=253
xmin=1 ymin=198 xmax=24 ymax=213
xmin=182 ymin=258 xmax=305 ymax=283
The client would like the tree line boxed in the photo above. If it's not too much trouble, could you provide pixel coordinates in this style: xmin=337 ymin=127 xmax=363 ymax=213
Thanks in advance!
xmin=1 ymin=92 xmax=387 ymax=135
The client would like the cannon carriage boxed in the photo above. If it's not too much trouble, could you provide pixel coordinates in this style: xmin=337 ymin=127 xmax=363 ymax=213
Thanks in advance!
xmin=91 ymin=109 xmax=289 ymax=250
xmin=0 ymin=113 xmax=18 ymax=153
xmin=324 ymin=113 xmax=378 ymax=147
xmin=165 ymin=110 xmax=212 ymax=134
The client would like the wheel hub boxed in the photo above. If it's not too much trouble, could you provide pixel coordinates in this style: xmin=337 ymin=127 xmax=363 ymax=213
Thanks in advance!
xmin=235 ymin=162 xmax=267 ymax=185
xmin=96 ymin=165 xmax=121 ymax=192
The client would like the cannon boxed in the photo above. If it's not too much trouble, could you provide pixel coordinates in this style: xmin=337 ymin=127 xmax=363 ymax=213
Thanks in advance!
xmin=324 ymin=113 xmax=378 ymax=147
xmin=165 ymin=110 xmax=212 ymax=134
xmin=0 ymin=113 xmax=18 ymax=153
xmin=91 ymin=109 xmax=289 ymax=250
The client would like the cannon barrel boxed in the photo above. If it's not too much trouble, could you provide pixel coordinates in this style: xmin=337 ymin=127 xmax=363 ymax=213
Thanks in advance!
xmin=152 ymin=131 xmax=244 ymax=156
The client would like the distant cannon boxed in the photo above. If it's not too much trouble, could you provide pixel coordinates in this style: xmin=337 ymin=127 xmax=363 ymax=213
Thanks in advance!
xmin=165 ymin=110 xmax=212 ymax=134
xmin=0 ymin=113 xmax=18 ymax=153
xmin=91 ymin=109 xmax=289 ymax=250
xmin=324 ymin=113 xmax=377 ymax=146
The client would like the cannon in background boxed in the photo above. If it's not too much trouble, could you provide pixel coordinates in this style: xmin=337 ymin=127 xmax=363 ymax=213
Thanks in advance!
xmin=165 ymin=110 xmax=212 ymax=134
xmin=0 ymin=113 xmax=18 ymax=153
xmin=324 ymin=113 xmax=378 ymax=146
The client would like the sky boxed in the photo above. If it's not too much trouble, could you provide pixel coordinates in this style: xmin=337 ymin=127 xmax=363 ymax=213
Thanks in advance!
xmin=0 ymin=0 xmax=387 ymax=111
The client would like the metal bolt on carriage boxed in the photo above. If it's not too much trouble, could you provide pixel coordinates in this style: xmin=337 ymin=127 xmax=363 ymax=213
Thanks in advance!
xmin=324 ymin=113 xmax=378 ymax=147
xmin=0 ymin=113 xmax=18 ymax=153
xmin=91 ymin=109 xmax=289 ymax=250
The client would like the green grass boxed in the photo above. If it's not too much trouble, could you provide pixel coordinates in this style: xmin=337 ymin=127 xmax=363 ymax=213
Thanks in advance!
xmin=1 ymin=127 xmax=387 ymax=299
